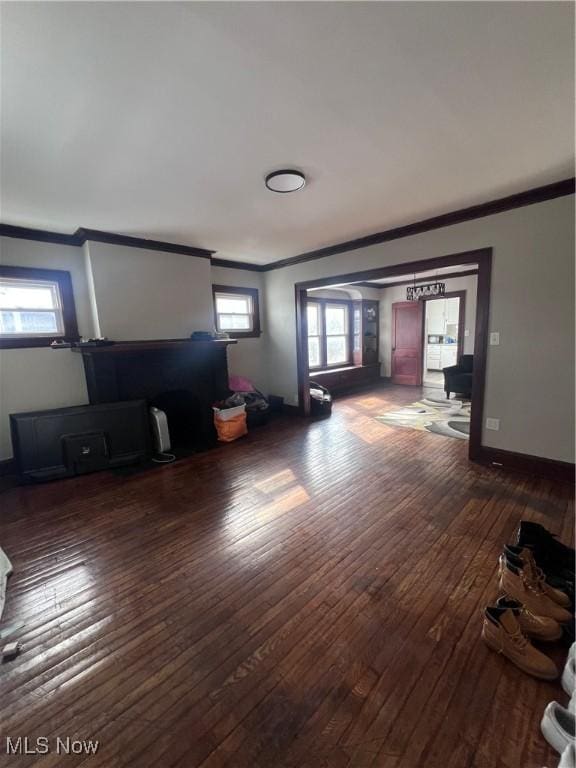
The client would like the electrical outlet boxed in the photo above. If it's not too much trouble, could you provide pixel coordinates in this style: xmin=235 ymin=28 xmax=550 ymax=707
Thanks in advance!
xmin=464 ymin=329 xmax=470 ymax=337
xmin=490 ymin=331 xmax=500 ymax=345
xmin=486 ymin=417 xmax=500 ymax=431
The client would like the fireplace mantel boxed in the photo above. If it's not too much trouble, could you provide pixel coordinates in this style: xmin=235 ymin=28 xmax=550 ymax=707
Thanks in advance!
xmin=71 ymin=338 xmax=237 ymax=356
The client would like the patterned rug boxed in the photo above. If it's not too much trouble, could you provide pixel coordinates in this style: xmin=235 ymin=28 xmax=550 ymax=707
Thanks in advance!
xmin=375 ymin=396 xmax=471 ymax=440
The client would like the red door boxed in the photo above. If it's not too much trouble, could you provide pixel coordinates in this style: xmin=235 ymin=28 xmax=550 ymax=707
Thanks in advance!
xmin=391 ymin=301 xmax=423 ymax=385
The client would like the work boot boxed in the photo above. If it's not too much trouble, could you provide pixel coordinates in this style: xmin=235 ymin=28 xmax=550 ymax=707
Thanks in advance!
xmin=499 ymin=554 xmax=572 ymax=624
xmin=516 ymin=521 xmax=575 ymax=579
xmin=504 ymin=544 xmax=571 ymax=608
xmin=482 ymin=606 xmax=558 ymax=680
xmin=495 ymin=596 xmax=562 ymax=642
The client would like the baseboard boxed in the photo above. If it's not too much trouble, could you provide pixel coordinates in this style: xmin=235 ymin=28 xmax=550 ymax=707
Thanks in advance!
xmin=475 ymin=446 xmax=575 ymax=484
xmin=282 ymin=404 xmax=301 ymax=416
xmin=0 ymin=458 xmax=15 ymax=477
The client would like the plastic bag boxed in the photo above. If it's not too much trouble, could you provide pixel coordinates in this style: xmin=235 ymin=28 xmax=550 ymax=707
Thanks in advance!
xmin=214 ymin=410 xmax=248 ymax=442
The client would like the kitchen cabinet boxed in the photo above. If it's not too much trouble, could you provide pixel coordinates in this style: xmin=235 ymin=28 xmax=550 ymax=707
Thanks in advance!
xmin=426 ymin=301 xmax=445 ymax=334
xmin=425 ymin=297 xmax=460 ymax=335
xmin=426 ymin=343 xmax=458 ymax=370
xmin=445 ymin=297 xmax=460 ymax=324
xmin=441 ymin=345 xmax=458 ymax=368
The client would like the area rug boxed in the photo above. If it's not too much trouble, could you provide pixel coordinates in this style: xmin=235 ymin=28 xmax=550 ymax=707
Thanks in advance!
xmin=375 ymin=396 xmax=471 ymax=440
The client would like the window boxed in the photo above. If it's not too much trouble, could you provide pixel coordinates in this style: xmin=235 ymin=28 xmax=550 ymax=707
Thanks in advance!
xmin=0 ymin=266 xmax=79 ymax=349
xmin=307 ymin=299 xmax=351 ymax=370
xmin=307 ymin=302 xmax=321 ymax=368
xmin=325 ymin=303 xmax=349 ymax=366
xmin=212 ymin=285 xmax=261 ymax=338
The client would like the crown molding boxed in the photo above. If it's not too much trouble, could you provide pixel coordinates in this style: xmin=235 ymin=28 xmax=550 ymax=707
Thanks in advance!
xmin=0 ymin=223 xmax=80 ymax=246
xmin=1 ymin=177 xmax=573 ymax=271
xmin=265 ymin=177 xmax=575 ymax=271
xmin=75 ymin=228 xmax=213 ymax=259
xmin=0 ymin=224 xmax=213 ymax=259
xmin=211 ymin=257 xmax=265 ymax=272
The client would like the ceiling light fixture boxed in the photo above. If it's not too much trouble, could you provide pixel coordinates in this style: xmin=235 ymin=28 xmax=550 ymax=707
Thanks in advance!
xmin=265 ymin=169 xmax=306 ymax=193
xmin=407 ymin=281 xmax=446 ymax=301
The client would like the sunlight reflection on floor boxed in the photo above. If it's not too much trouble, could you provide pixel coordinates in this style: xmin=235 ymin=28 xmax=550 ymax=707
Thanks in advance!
xmin=351 ymin=396 xmax=387 ymax=410
xmin=254 ymin=468 xmax=297 ymax=495
xmin=345 ymin=415 xmax=392 ymax=444
xmin=223 ymin=459 xmax=312 ymax=550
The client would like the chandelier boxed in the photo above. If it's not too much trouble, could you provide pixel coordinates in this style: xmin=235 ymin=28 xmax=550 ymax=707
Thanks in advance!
xmin=406 ymin=281 xmax=446 ymax=301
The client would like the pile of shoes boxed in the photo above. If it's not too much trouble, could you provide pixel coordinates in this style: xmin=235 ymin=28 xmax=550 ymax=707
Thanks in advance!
xmin=482 ymin=521 xmax=575 ymax=767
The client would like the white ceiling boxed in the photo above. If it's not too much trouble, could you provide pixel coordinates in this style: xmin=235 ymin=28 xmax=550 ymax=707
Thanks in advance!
xmin=1 ymin=2 xmax=574 ymax=264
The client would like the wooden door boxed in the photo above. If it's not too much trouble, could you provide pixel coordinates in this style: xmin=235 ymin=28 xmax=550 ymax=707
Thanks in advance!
xmin=391 ymin=301 xmax=424 ymax=385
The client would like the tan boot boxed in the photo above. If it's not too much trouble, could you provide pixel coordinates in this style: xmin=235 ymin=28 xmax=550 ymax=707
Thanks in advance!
xmin=495 ymin=596 xmax=562 ymax=642
xmin=499 ymin=554 xmax=572 ymax=624
xmin=482 ymin=606 xmax=559 ymax=680
xmin=505 ymin=545 xmax=572 ymax=608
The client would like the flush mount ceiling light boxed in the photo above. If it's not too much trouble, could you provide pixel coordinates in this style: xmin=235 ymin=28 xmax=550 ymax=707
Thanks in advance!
xmin=265 ymin=169 xmax=306 ymax=193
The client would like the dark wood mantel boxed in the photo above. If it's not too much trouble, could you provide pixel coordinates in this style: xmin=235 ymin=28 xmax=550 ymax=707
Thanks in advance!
xmin=71 ymin=338 xmax=237 ymax=355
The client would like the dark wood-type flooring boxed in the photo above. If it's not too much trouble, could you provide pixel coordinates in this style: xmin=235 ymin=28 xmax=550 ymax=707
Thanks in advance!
xmin=0 ymin=385 xmax=573 ymax=768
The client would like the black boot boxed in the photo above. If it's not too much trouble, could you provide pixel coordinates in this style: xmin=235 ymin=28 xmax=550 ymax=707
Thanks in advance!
xmin=516 ymin=521 xmax=575 ymax=583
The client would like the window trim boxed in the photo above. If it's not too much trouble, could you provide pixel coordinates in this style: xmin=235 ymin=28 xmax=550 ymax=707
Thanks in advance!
xmin=212 ymin=284 xmax=261 ymax=339
xmin=307 ymin=297 xmax=353 ymax=371
xmin=306 ymin=301 xmax=322 ymax=369
xmin=0 ymin=265 xmax=79 ymax=349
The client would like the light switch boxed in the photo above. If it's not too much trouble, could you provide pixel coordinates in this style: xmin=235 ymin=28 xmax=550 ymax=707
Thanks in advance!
xmin=464 ymin=329 xmax=470 ymax=337
xmin=490 ymin=332 xmax=500 ymax=345
xmin=486 ymin=418 xmax=500 ymax=431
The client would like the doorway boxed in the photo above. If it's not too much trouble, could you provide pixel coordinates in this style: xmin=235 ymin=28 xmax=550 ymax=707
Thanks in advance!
xmin=294 ymin=248 xmax=492 ymax=461
xmin=422 ymin=291 xmax=466 ymax=389
xmin=390 ymin=289 xmax=468 ymax=389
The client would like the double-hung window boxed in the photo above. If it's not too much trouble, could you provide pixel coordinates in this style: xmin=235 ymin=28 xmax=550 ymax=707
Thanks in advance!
xmin=212 ymin=285 xmax=261 ymax=339
xmin=307 ymin=299 xmax=351 ymax=370
xmin=0 ymin=266 xmax=79 ymax=348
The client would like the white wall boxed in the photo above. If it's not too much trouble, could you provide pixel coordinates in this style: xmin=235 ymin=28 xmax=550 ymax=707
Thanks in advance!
xmin=87 ymin=241 xmax=213 ymax=340
xmin=379 ymin=273 xmax=478 ymax=377
xmin=0 ymin=239 xmax=266 ymax=459
xmin=308 ymin=285 xmax=381 ymax=301
xmin=264 ymin=195 xmax=575 ymax=463
xmin=0 ymin=237 xmax=91 ymax=459
xmin=210 ymin=265 xmax=267 ymax=392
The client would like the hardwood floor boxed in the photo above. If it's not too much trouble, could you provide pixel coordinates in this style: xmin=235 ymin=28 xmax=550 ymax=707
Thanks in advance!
xmin=0 ymin=384 xmax=573 ymax=768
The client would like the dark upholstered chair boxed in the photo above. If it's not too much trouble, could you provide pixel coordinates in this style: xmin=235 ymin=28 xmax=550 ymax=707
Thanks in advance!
xmin=443 ymin=354 xmax=473 ymax=399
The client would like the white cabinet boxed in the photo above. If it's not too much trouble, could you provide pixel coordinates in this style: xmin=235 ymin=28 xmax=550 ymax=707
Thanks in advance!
xmin=445 ymin=298 xmax=460 ymax=324
xmin=426 ymin=298 xmax=460 ymax=335
xmin=426 ymin=344 xmax=442 ymax=370
xmin=426 ymin=343 xmax=458 ymax=370
xmin=441 ymin=345 xmax=458 ymax=368
xmin=427 ymin=301 xmax=445 ymax=334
